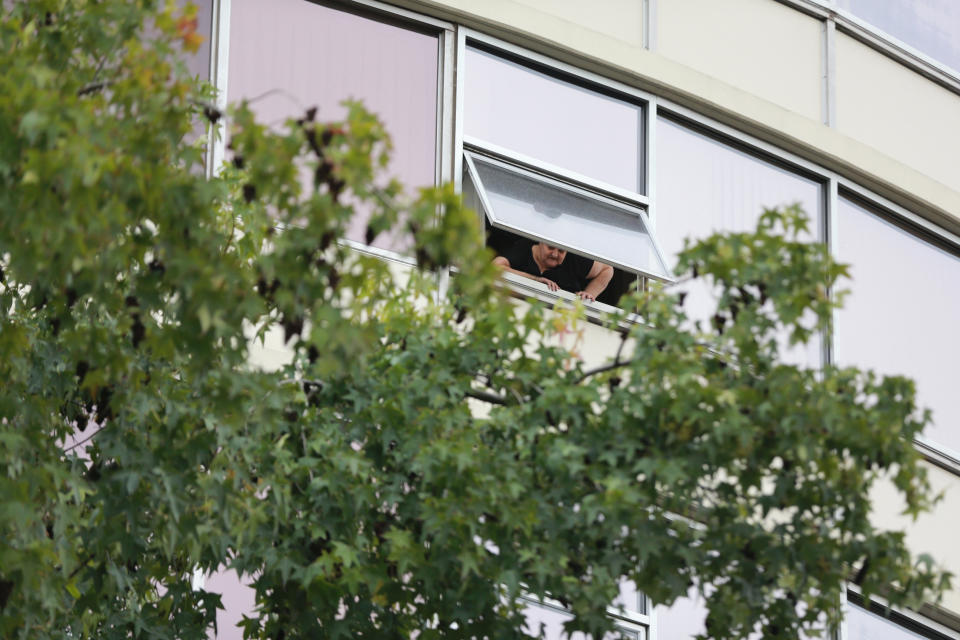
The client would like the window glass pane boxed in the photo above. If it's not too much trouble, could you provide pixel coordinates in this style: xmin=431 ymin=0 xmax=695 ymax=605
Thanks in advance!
xmin=846 ymin=603 xmax=928 ymax=640
xmin=657 ymin=589 xmax=827 ymax=639
xmin=656 ymin=591 xmax=709 ymax=640
xmin=469 ymin=155 xmax=669 ymax=280
xmin=835 ymin=196 xmax=960 ymax=454
xmin=655 ymin=116 xmax=824 ymax=367
xmin=228 ymin=0 xmax=439 ymax=252
xmin=837 ymin=0 xmax=960 ymax=73
xmin=464 ymin=46 xmax=643 ymax=192
xmin=182 ymin=0 xmax=214 ymax=82
xmin=613 ymin=579 xmax=645 ymax=615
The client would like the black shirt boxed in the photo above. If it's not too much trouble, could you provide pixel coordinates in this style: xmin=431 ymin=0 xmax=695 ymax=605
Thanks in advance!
xmin=502 ymin=240 xmax=594 ymax=293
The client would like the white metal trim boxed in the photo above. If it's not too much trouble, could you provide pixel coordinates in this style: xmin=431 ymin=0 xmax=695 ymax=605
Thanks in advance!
xmin=771 ymin=0 xmax=831 ymax=19
xmin=646 ymin=97 xmax=658 ymax=232
xmin=824 ymin=177 xmax=839 ymax=368
xmin=460 ymin=27 xmax=658 ymax=106
xmin=463 ymin=136 xmax=650 ymax=208
xmin=490 ymin=272 xmax=641 ymax=326
xmin=338 ymin=237 xmax=418 ymax=268
xmin=209 ymin=0 xmax=230 ymax=177
xmin=336 ymin=0 xmax=455 ymax=31
xmin=435 ymin=27 xmax=456 ymax=303
xmin=835 ymin=589 xmax=848 ymax=640
xmin=914 ymin=436 xmax=960 ymax=477
xmin=642 ymin=0 xmax=657 ymax=52
xmin=836 ymin=180 xmax=960 ymax=249
xmin=435 ymin=34 xmax=450 ymax=187
xmin=453 ymin=27 xmax=467 ymax=193
xmin=462 ymin=152 xmax=496 ymax=226
xmin=822 ymin=17 xmax=836 ymax=127
xmin=846 ymin=585 xmax=960 ymax=639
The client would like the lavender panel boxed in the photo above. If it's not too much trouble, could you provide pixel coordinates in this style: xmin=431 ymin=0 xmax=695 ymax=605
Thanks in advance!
xmin=835 ymin=196 xmax=960 ymax=455
xmin=229 ymin=0 xmax=439 ymax=253
xmin=655 ymin=116 xmax=824 ymax=367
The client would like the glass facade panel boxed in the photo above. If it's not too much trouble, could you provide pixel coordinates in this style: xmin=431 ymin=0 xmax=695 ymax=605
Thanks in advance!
xmin=182 ymin=0 xmax=214 ymax=82
xmin=464 ymin=46 xmax=643 ymax=192
xmin=835 ymin=196 xmax=960 ymax=455
xmin=846 ymin=603 xmax=928 ymax=640
xmin=468 ymin=155 xmax=670 ymax=280
xmin=837 ymin=0 xmax=960 ymax=73
xmin=655 ymin=116 xmax=824 ymax=366
xmin=657 ymin=589 xmax=829 ymax=639
xmin=613 ymin=580 xmax=644 ymax=616
xmin=656 ymin=591 xmax=709 ymax=640
xmin=228 ymin=0 xmax=439 ymax=252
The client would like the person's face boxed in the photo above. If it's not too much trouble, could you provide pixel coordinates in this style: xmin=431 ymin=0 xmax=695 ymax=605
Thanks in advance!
xmin=539 ymin=243 xmax=567 ymax=269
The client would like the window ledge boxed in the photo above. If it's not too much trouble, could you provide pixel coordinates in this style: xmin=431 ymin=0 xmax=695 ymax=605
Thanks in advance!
xmin=499 ymin=271 xmax=644 ymax=329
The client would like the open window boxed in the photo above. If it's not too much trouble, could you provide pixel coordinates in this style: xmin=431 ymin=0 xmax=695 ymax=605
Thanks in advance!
xmin=461 ymin=42 xmax=671 ymax=309
xmin=464 ymin=151 xmax=672 ymax=293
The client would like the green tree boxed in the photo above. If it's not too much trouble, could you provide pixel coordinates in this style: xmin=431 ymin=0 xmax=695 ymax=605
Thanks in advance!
xmin=0 ymin=1 xmax=950 ymax=638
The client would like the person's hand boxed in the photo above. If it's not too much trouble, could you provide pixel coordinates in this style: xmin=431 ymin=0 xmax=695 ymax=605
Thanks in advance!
xmin=536 ymin=277 xmax=559 ymax=291
xmin=576 ymin=291 xmax=595 ymax=302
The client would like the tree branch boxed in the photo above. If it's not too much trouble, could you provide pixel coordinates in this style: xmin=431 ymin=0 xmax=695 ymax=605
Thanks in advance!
xmin=464 ymin=388 xmax=510 ymax=406
xmin=62 ymin=422 xmax=108 ymax=453
xmin=574 ymin=359 xmax=634 ymax=385
xmin=77 ymin=80 xmax=110 ymax=97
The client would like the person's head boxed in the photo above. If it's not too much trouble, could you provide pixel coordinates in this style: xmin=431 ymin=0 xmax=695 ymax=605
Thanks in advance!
xmin=536 ymin=242 xmax=567 ymax=269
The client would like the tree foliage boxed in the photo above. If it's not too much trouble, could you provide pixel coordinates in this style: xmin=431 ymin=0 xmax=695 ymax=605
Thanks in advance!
xmin=0 ymin=1 xmax=951 ymax=638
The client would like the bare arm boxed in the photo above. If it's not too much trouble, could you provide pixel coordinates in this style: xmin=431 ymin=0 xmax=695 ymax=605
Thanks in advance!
xmin=577 ymin=261 xmax=614 ymax=302
xmin=492 ymin=256 xmax=559 ymax=291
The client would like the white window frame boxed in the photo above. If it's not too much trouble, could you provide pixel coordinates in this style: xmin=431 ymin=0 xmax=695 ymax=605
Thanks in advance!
xmin=455 ymin=29 xmax=659 ymax=207
xmin=455 ymin=28 xmax=671 ymax=309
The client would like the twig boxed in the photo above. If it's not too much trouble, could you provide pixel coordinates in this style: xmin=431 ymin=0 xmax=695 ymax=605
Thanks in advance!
xmin=465 ymin=388 xmax=510 ymax=407
xmin=240 ymin=88 xmax=304 ymax=111
xmin=574 ymin=328 xmax=632 ymax=385
xmin=66 ymin=553 xmax=96 ymax=580
xmin=220 ymin=213 xmax=237 ymax=256
xmin=574 ymin=359 xmax=635 ymax=385
xmin=62 ymin=423 xmax=108 ymax=453
xmin=77 ymin=80 xmax=110 ymax=97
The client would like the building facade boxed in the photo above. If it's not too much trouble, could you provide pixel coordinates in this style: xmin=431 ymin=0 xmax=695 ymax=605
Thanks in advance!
xmin=187 ymin=0 xmax=960 ymax=638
